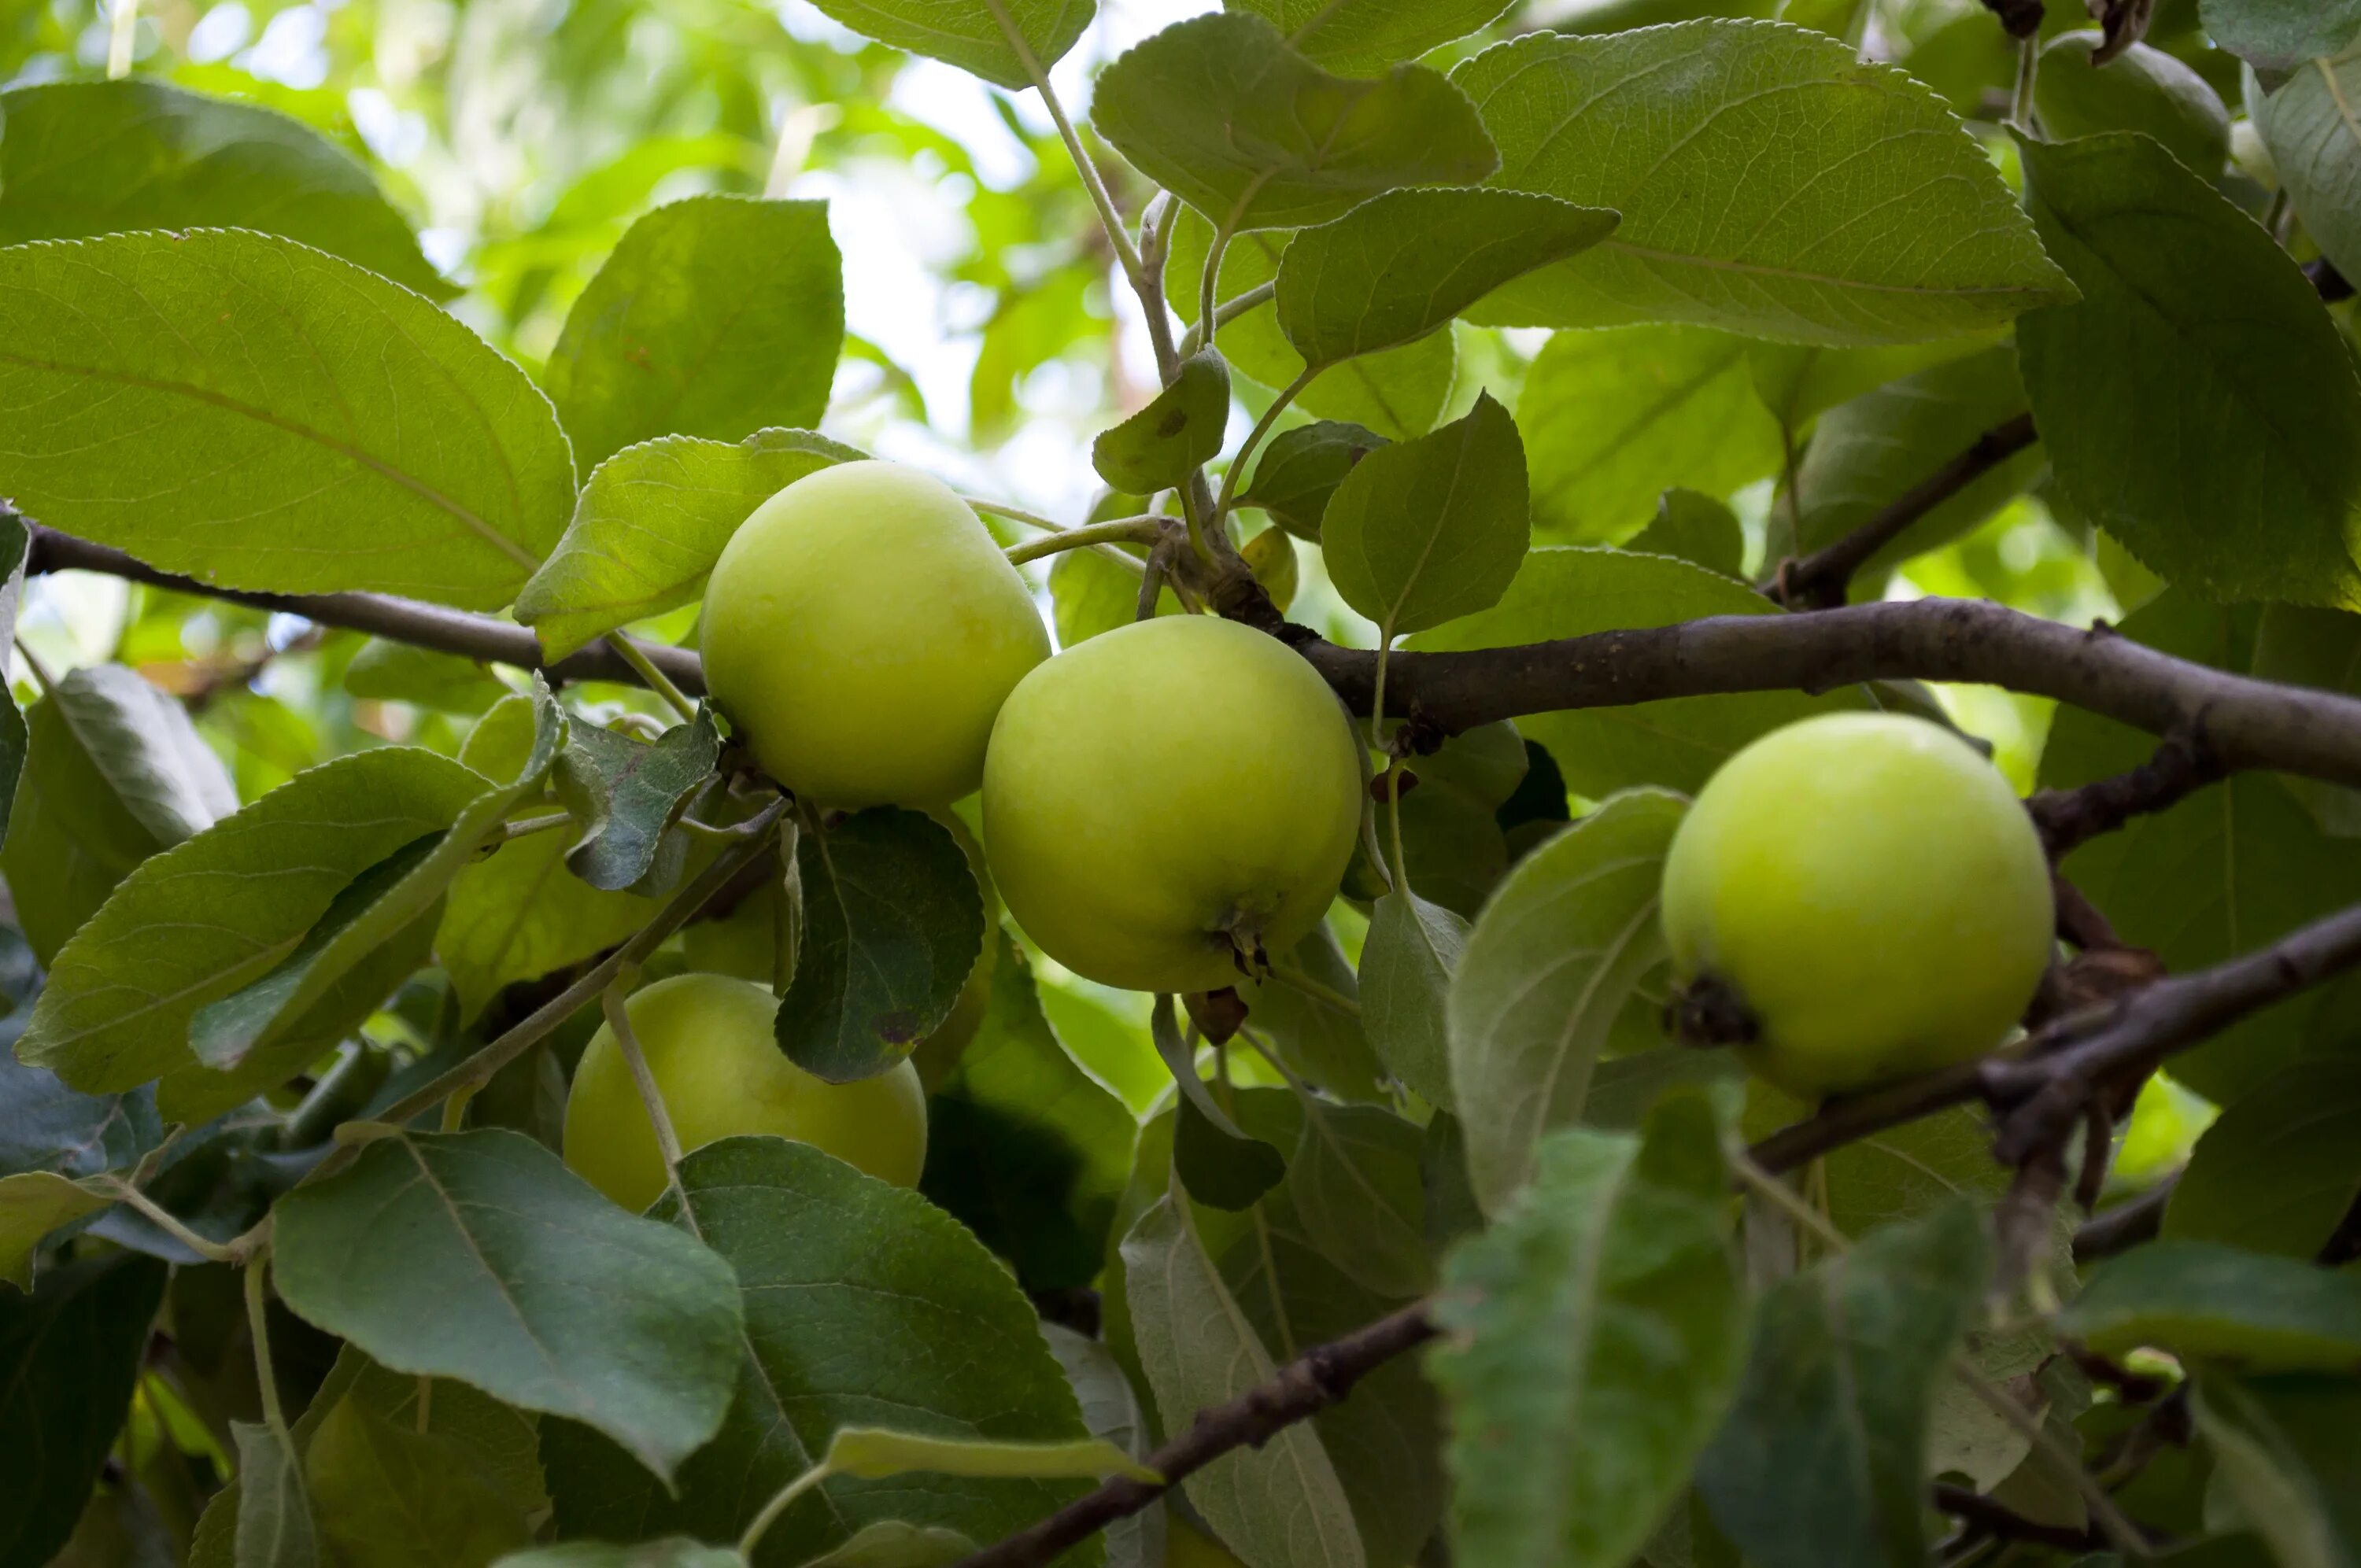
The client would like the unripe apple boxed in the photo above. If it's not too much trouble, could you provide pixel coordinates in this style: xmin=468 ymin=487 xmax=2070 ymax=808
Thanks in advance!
xmin=563 ymin=972 xmax=926 ymax=1212
xmin=700 ymin=460 xmax=1051 ymax=808
xmin=981 ymin=614 xmax=1361 ymax=994
xmin=1661 ymin=713 xmax=2053 ymax=1101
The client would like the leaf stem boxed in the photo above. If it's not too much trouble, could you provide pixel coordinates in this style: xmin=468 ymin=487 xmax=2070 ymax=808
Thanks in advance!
xmin=600 ymin=974 xmax=701 ymax=1237
xmin=1214 ymin=368 xmax=1314 ymax=527
xmin=1177 ymin=283 xmax=1276 ymax=359
xmin=739 ymin=1459 xmax=837 ymax=1559
xmin=1265 ymin=962 xmax=1362 ymax=1018
xmin=11 ymin=634 xmax=56 ymax=697
xmin=498 ymin=810 xmax=575 ymax=843
xmin=963 ymin=495 xmax=1069 ymax=534
xmin=2008 ymin=35 xmax=2039 ymax=133
xmin=978 ymin=0 xmax=1145 ymax=289
xmin=100 ymin=1178 xmax=239 ymax=1265
xmin=106 ymin=0 xmax=138 ymax=76
xmin=1003 ymin=517 xmax=1168 ymax=566
xmin=608 ymin=635 xmax=698 ymax=722
xmin=246 ymin=1246 xmax=291 ymax=1443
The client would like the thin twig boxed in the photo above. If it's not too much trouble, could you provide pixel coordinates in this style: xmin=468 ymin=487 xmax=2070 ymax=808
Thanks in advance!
xmin=1769 ymin=414 xmax=2038 ymax=609
xmin=600 ymin=977 xmax=700 ymax=1236
xmin=952 ymin=1301 xmax=1439 ymax=1568
xmin=98 ymin=1178 xmax=239 ymax=1264
xmin=1933 ymin=1482 xmax=2105 ymax=1553
xmin=2027 ymin=728 xmax=2222 ymax=860
xmin=1003 ymin=517 xmax=1169 ymax=566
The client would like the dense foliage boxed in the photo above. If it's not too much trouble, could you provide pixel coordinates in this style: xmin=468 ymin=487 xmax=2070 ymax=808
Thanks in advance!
xmin=4 ymin=0 xmax=2361 ymax=1566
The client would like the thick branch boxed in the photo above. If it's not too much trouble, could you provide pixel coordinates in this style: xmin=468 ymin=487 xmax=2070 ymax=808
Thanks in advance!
xmin=22 ymin=522 xmax=705 ymax=695
xmin=953 ymin=1302 xmax=1438 ymax=1568
xmin=1772 ymin=413 xmax=2039 ymax=610
xmin=1301 ymin=599 xmax=2361 ymax=792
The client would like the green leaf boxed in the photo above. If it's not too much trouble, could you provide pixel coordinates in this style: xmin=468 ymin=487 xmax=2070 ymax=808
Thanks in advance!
xmin=495 ymin=1545 xmax=743 ymax=1568
xmin=555 ymin=710 xmax=722 ymax=895
xmin=0 ymin=1052 xmax=163 ymax=1184
xmin=1287 ymin=1099 xmax=1432 ymax=1297
xmin=1385 ymin=718 xmax=1528 ymax=921
xmin=179 ymin=685 xmax=564 ymax=1107
xmin=19 ymin=747 xmax=484 ymax=1094
xmin=1236 ymin=926 xmax=1388 ymax=1105
xmin=2059 ymin=1240 xmax=2361 ymax=1374
xmin=1044 ymin=1323 xmax=1163 ymax=1568
xmin=1358 ymin=890 xmax=1464 ymax=1112
xmin=0 ymin=79 xmax=447 ymax=297
xmin=1447 ymin=790 xmax=1684 ymax=1212
xmin=1744 ymin=336 xmax=1995 ymax=436
xmin=332 ymin=1350 xmax=550 ymax=1521
xmin=1454 ymin=21 xmax=2070 ymax=343
xmin=1209 ymin=1092 xmax=1443 ymax=1562
xmin=778 ymin=807 xmax=985 ymax=1083
xmin=1275 ymin=190 xmax=1616 ymax=367
xmin=1092 ymin=13 xmax=1496 ymax=231
xmin=343 ymin=639 xmax=511 ymax=715
xmin=0 ymin=511 xmax=24 ymax=851
xmin=2200 ymin=0 xmax=2361 ymax=72
xmin=1518 ymin=326 xmax=1783 ymax=544
xmin=1121 ymin=1185 xmax=1367 ymax=1568
xmin=2041 ymin=595 xmax=2361 ymax=1105
xmin=793 ymin=0 xmax=1094 ymax=91
xmin=2 ymin=662 xmax=237 ymax=965
xmin=185 ymin=832 xmax=447 ymax=1072
xmin=1694 ymin=1203 xmax=1988 ymax=1568
xmin=1410 ymin=548 xmax=1857 ymax=798
xmin=436 ymin=698 xmax=664 ymax=1021
xmin=1430 ymin=1094 xmax=1741 ymax=1568
xmin=232 ymin=1422 xmax=320 ymax=1568
xmin=1224 ymin=0 xmax=1514 ymax=75
xmin=1629 ymin=492 xmax=1745 ymax=580
xmin=0 ymin=1173 xmax=110 ymax=1289
xmin=1092 ymin=350 xmax=1230 ymax=492
xmin=542 ymin=1136 xmax=1099 ymax=1567
xmin=2265 ymin=48 xmax=2361 ymax=294
xmin=801 ymin=1525 xmax=975 ymax=1568
xmin=2166 ymin=1058 xmax=2361 ymax=1258
xmin=518 ymin=430 xmax=860 ymax=662
xmin=2036 ymin=35 xmax=2230 ymax=178
xmin=1322 ymin=393 xmax=1528 ymax=640
xmin=921 ymin=932 xmax=1133 ymax=1292
xmin=1048 ymin=546 xmax=1179 ymax=648
xmin=2191 ymin=1371 xmax=2361 ymax=1568
xmin=1151 ymin=994 xmax=1288 ymax=1212
xmin=2018 ymin=131 xmax=2361 ymax=610
xmin=822 ymin=1425 xmax=1156 ymax=1484
xmin=1237 ymin=422 xmax=1384 ymax=540
xmin=272 ymin=1128 xmax=742 ymax=1482
xmin=0 ymin=229 xmax=573 ymax=610
xmin=1790 ymin=345 xmax=2036 ymax=585
xmin=304 ymin=1396 xmax=534 ymax=1568
xmin=0 ymin=1254 xmax=168 ymax=1568
xmin=546 ymin=197 xmax=844 ymax=472
xmin=1170 ymin=218 xmax=1454 ymax=441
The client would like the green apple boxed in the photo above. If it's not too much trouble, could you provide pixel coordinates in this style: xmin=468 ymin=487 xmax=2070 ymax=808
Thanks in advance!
xmin=1660 ymin=712 xmax=2053 ymax=1101
xmin=676 ymin=812 xmax=998 ymax=1092
xmin=563 ymin=972 xmax=926 ymax=1212
xmin=700 ymin=459 xmax=1051 ymax=807
xmin=982 ymin=614 xmax=1361 ymax=994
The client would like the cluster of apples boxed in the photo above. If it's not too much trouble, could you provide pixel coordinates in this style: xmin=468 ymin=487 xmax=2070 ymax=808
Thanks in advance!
xmin=563 ymin=460 xmax=1362 ymax=1211
xmin=563 ymin=460 xmax=2059 ymax=1216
